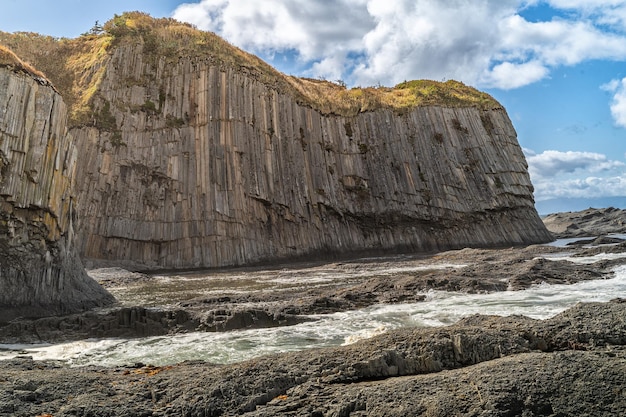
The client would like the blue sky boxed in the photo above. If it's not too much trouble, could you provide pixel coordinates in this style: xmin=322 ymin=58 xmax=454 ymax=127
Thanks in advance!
xmin=2 ymin=0 xmax=626 ymax=214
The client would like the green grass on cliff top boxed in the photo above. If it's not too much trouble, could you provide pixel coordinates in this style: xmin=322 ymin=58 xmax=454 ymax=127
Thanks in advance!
xmin=0 ymin=12 xmax=501 ymax=122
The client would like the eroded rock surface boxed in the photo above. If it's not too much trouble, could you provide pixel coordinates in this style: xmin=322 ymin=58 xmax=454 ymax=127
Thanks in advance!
xmin=1 ymin=300 xmax=624 ymax=416
xmin=0 ymin=66 xmax=114 ymax=321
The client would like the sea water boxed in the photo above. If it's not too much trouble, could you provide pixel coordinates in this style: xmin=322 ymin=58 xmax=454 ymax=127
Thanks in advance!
xmin=1 ymin=252 xmax=625 ymax=367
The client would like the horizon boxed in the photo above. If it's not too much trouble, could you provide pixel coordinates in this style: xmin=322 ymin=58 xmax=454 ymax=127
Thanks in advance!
xmin=1 ymin=1 xmax=626 ymax=215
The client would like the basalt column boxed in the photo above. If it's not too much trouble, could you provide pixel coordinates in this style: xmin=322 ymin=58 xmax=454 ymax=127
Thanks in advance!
xmin=0 ymin=66 xmax=114 ymax=321
xmin=72 ymin=43 xmax=552 ymax=270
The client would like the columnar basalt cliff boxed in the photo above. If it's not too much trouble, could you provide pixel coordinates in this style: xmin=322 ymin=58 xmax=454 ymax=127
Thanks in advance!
xmin=1 ymin=13 xmax=552 ymax=271
xmin=0 ymin=48 xmax=114 ymax=320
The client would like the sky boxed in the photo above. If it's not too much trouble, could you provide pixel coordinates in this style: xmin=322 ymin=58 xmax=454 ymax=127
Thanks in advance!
xmin=2 ymin=1 xmax=626 ymax=214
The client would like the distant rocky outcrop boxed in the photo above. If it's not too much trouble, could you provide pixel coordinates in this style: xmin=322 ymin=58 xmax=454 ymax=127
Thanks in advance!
xmin=543 ymin=207 xmax=626 ymax=239
xmin=1 ymin=13 xmax=552 ymax=272
xmin=0 ymin=56 xmax=114 ymax=321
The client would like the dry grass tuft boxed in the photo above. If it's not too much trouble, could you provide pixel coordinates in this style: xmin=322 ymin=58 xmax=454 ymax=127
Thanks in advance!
xmin=0 ymin=44 xmax=47 ymax=80
xmin=64 ymin=35 xmax=113 ymax=124
xmin=286 ymin=78 xmax=501 ymax=117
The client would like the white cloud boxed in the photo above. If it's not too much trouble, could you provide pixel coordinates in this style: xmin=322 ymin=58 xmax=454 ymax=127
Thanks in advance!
xmin=527 ymin=150 xmax=625 ymax=179
xmin=173 ymin=0 xmax=373 ymax=63
xmin=351 ymin=0 xmax=518 ymax=87
xmin=482 ymin=61 xmax=550 ymax=89
xmin=173 ymin=0 xmax=626 ymax=90
xmin=525 ymin=149 xmax=626 ymax=201
xmin=522 ymin=147 xmax=537 ymax=157
xmin=602 ymin=77 xmax=626 ymax=127
xmin=533 ymin=174 xmax=626 ymax=200
xmin=497 ymin=14 xmax=626 ymax=66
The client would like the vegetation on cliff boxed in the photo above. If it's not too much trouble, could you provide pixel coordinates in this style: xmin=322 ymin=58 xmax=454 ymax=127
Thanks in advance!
xmin=0 ymin=11 xmax=501 ymax=123
xmin=289 ymin=77 xmax=500 ymax=115
xmin=0 ymin=44 xmax=46 ymax=80
xmin=0 ymin=31 xmax=111 ymax=124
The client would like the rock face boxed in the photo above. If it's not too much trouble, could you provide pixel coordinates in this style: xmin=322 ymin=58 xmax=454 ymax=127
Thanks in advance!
xmin=1 ymin=14 xmax=552 ymax=271
xmin=72 ymin=46 xmax=550 ymax=270
xmin=0 ymin=66 xmax=114 ymax=321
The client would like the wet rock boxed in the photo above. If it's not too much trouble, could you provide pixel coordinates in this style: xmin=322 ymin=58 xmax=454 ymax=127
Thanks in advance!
xmin=1 ymin=242 xmax=617 ymax=343
xmin=0 ymin=307 xmax=197 ymax=343
xmin=0 ymin=301 xmax=625 ymax=416
xmin=197 ymin=308 xmax=305 ymax=332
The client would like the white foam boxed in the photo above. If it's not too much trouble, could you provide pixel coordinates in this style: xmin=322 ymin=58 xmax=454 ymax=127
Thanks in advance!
xmin=4 ymin=263 xmax=625 ymax=368
xmin=343 ymin=326 xmax=388 ymax=345
xmin=543 ymin=252 xmax=626 ymax=264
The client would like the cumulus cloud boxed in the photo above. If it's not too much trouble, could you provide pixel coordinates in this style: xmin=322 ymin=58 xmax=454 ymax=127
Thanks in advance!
xmin=602 ymin=77 xmax=626 ymax=127
xmin=525 ymin=149 xmax=626 ymax=200
xmin=482 ymin=61 xmax=549 ymax=89
xmin=497 ymin=14 xmax=626 ymax=66
xmin=527 ymin=150 xmax=625 ymax=179
xmin=546 ymin=0 xmax=626 ymax=29
xmin=173 ymin=0 xmax=374 ymax=78
xmin=173 ymin=0 xmax=626 ymax=89
xmin=533 ymin=174 xmax=626 ymax=201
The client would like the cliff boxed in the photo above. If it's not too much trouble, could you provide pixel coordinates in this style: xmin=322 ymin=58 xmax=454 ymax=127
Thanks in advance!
xmin=0 ymin=49 xmax=115 ymax=321
xmin=1 ymin=13 xmax=552 ymax=271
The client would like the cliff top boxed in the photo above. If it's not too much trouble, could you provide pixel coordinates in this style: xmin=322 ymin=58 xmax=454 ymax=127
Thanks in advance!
xmin=0 ymin=12 xmax=501 ymax=123
xmin=0 ymin=44 xmax=48 ymax=81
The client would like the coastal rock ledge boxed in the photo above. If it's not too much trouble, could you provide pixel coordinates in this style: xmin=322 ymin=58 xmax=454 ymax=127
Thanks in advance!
xmin=1 ymin=300 xmax=625 ymax=416
xmin=0 ymin=62 xmax=114 ymax=321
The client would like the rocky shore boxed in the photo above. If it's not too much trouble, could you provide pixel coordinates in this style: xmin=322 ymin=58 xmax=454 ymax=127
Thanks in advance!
xmin=1 ymin=300 xmax=625 ymax=416
xmin=0 ymin=207 xmax=626 ymax=415
xmin=0 ymin=242 xmax=615 ymax=344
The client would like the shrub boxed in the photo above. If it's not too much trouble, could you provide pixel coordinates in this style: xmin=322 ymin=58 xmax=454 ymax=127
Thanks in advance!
xmin=141 ymin=100 xmax=157 ymax=115
xmin=481 ymin=113 xmax=495 ymax=135
xmin=110 ymin=131 xmax=126 ymax=148
xmin=451 ymin=118 xmax=469 ymax=134
xmin=344 ymin=121 xmax=353 ymax=137
xmin=94 ymin=100 xmax=117 ymax=131
xmin=165 ymin=115 xmax=185 ymax=128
